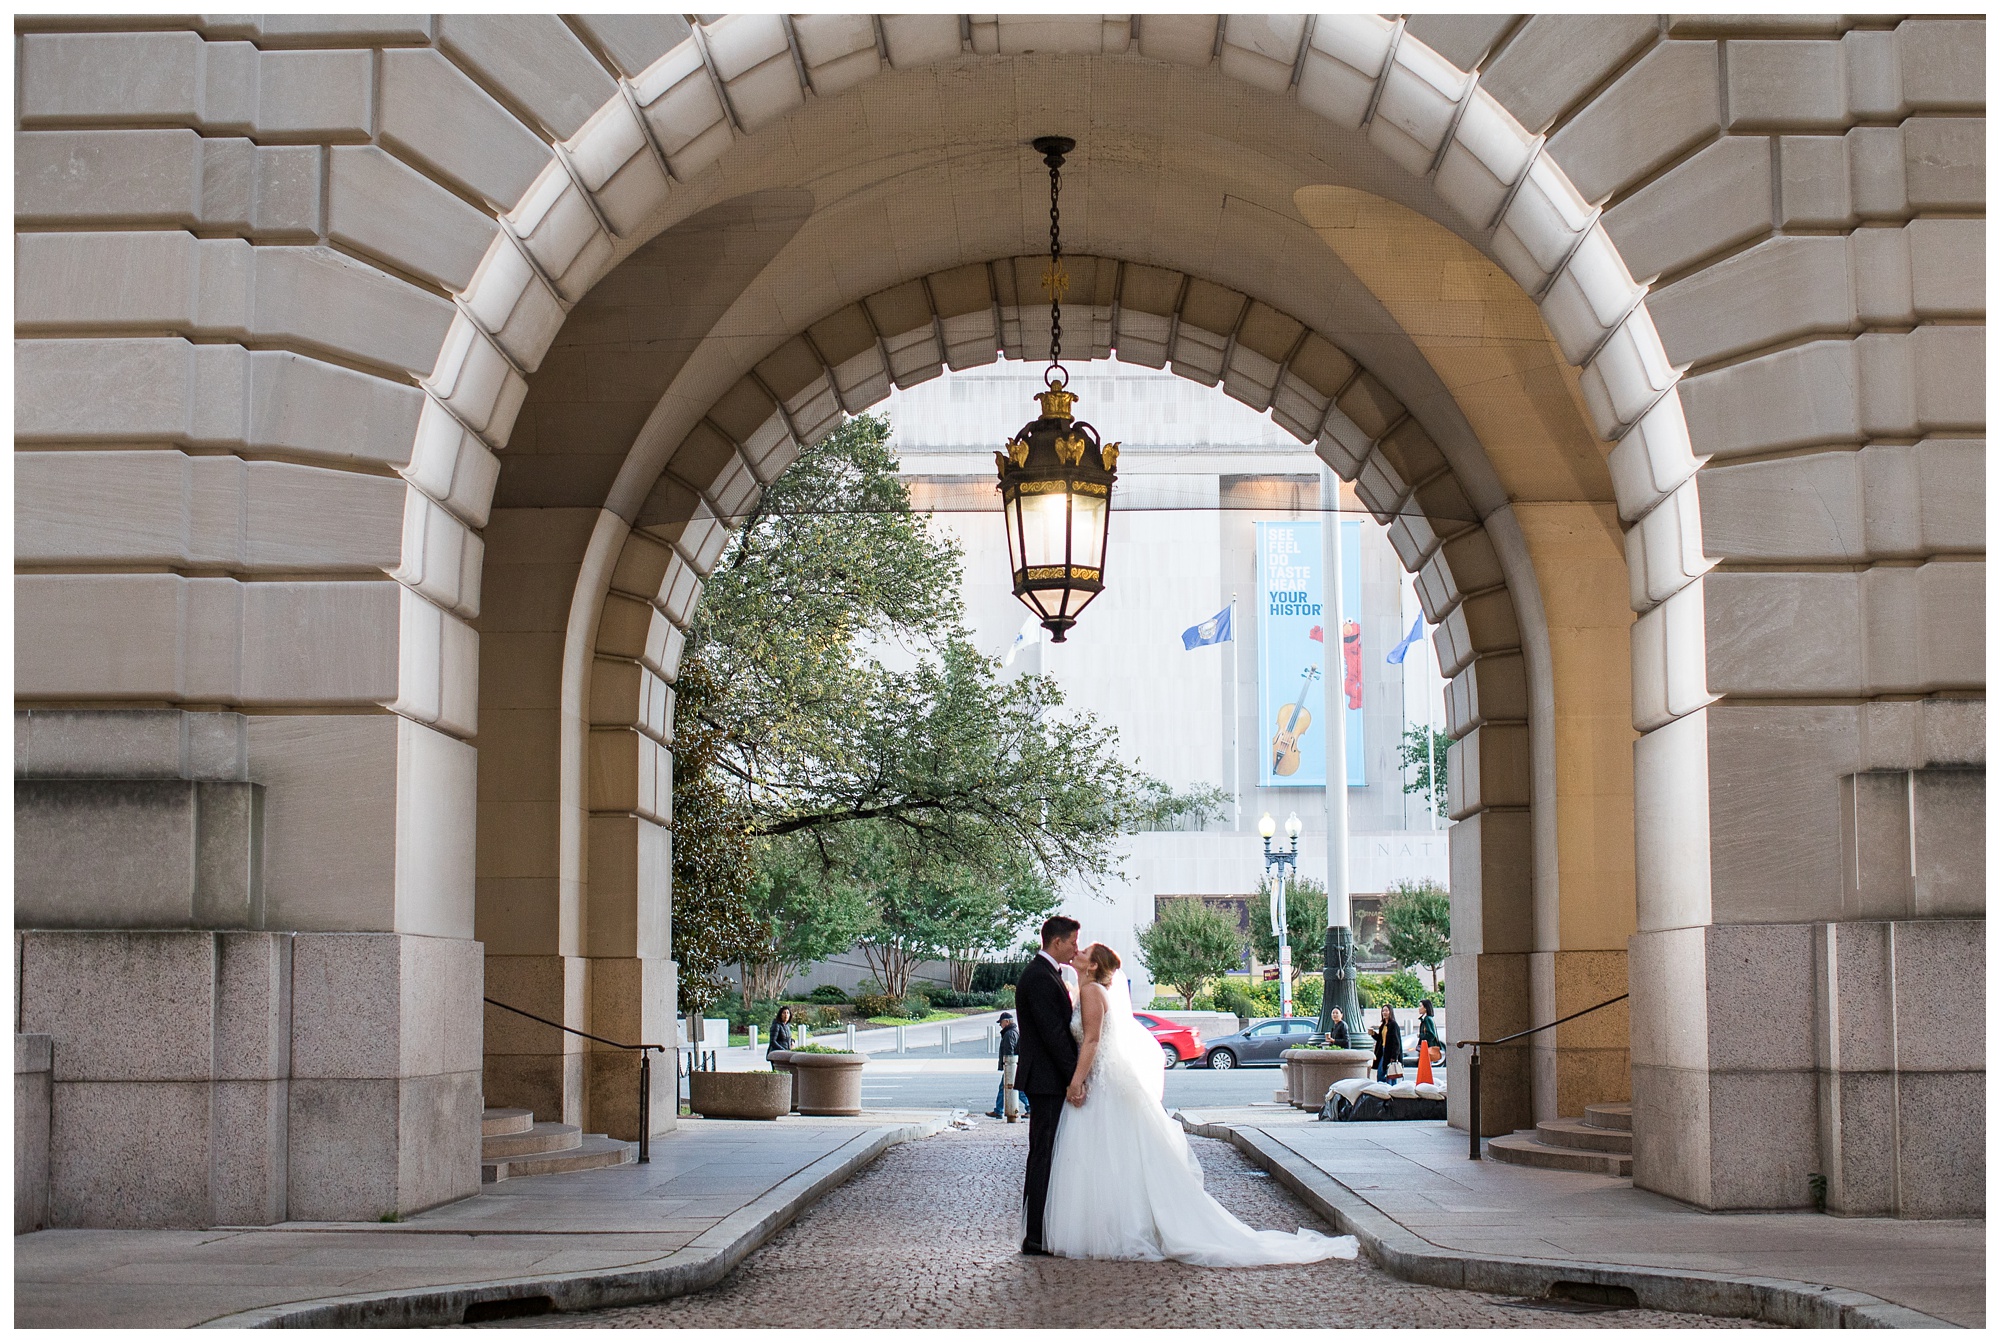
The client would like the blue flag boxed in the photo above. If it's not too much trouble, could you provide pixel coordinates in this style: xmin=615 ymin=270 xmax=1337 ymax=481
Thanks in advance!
xmin=1181 ymin=605 xmax=1232 ymax=650
xmin=1385 ymin=615 xmax=1424 ymax=665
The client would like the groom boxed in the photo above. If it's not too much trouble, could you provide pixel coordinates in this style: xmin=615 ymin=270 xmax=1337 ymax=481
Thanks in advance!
xmin=1014 ymin=915 xmax=1082 ymax=1256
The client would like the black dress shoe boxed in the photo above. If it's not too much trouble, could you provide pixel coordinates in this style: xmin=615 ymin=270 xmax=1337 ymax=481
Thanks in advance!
xmin=1021 ymin=1241 xmax=1052 ymax=1256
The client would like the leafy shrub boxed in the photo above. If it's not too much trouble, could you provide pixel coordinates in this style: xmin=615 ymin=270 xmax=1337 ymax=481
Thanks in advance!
xmin=1247 ymin=979 xmax=1280 ymax=1017
xmin=717 ymin=991 xmax=784 ymax=1033
xmin=972 ymin=960 xmax=1031 ymax=993
xmin=808 ymin=984 xmax=849 ymax=1004
xmin=851 ymin=991 xmax=903 ymax=1018
xmin=928 ymin=986 xmax=999 ymax=1009
xmin=994 ymin=985 xmax=1016 ymax=1009
xmin=1212 ymin=979 xmax=1256 ymax=1020
xmin=1357 ymin=970 xmax=1429 ymax=1008
xmin=1148 ymin=995 xmax=1184 ymax=1011
xmin=899 ymin=992 xmax=933 ymax=1019
xmin=1295 ymin=974 xmax=1323 ymax=1017
xmin=808 ymin=1004 xmax=843 ymax=1029
xmin=790 ymin=1043 xmax=859 ymax=1055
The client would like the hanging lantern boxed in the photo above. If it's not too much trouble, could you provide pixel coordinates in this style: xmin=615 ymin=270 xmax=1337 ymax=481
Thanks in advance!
xmin=995 ymin=135 xmax=1119 ymax=644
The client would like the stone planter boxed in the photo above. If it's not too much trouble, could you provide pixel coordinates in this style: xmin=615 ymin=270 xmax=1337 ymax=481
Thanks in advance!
xmin=688 ymin=1068 xmax=792 ymax=1120
xmin=1282 ymin=1048 xmax=1374 ymax=1109
xmin=786 ymin=1050 xmax=867 ymax=1115
xmin=766 ymin=1051 xmax=800 ymax=1112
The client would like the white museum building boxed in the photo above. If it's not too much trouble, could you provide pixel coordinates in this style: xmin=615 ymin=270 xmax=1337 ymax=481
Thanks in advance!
xmin=781 ymin=359 xmax=1454 ymax=1003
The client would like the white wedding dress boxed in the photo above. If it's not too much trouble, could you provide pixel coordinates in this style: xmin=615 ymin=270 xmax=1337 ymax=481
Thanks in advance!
xmin=1040 ymin=973 xmax=1360 ymax=1266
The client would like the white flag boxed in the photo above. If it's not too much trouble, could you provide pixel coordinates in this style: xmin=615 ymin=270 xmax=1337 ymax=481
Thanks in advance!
xmin=1003 ymin=616 xmax=1042 ymax=667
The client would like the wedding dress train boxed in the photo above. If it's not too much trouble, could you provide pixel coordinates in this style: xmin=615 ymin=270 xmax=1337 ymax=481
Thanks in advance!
xmin=1040 ymin=973 xmax=1360 ymax=1266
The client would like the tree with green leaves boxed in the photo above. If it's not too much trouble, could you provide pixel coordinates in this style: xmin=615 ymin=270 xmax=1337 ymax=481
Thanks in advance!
xmin=668 ymin=658 xmax=764 ymax=1015
xmin=1249 ymin=873 xmax=1328 ymax=977
xmin=936 ymin=850 xmax=1062 ymax=992
xmin=1382 ymin=877 xmax=1451 ymax=988
xmin=1398 ymin=724 xmax=1454 ymax=819
xmin=680 ymin=412 xmax=1194 ymax=875
xmin=737 ymin=834 xmax=879 ymax=1005
xmin=1137 ymin=898 xmax=1247 ymax=1008
xmin=672 ymin=411 xmax=1219 ymax=1018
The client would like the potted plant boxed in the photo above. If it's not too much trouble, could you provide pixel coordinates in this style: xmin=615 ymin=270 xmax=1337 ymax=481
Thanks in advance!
xmin=783 ymin=1043 xmax=867 ymax=1115
xmin=687 ymin=1068 xmax=792 ymax=1120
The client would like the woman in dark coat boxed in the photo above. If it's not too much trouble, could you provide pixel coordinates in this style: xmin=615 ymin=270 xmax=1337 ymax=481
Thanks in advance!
xmin=1417 ymin=999 xmax=1442 ymax=1055
xmin=767 ymin=1005 xmax=795 ymax=1060
xmin=1370 ymin=1005 xmax=1403 ymax=1083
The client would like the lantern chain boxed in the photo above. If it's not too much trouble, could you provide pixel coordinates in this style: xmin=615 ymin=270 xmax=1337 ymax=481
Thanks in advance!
xmin=1047 ymin=149 xmax=1063 ymax=379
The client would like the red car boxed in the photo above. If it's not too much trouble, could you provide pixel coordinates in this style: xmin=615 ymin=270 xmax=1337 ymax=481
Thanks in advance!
xmin=1132 ymin=1012 xmax=1204 ymax=1069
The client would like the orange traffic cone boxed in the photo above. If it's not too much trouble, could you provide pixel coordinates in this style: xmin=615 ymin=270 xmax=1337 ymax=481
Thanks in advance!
xmin=1416 ymin=1042 xmax=1435 ymax=1085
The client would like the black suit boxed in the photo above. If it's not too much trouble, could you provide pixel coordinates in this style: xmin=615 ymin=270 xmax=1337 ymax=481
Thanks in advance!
xmin=1013 ymin=955 xmax=1079 ymax=1250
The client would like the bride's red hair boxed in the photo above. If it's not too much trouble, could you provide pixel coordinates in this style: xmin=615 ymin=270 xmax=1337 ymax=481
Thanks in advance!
xmin=1083 ymin=943 xmax=1121 ymax=984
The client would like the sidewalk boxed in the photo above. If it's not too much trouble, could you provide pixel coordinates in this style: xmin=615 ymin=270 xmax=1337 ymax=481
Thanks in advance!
xmin=15 ymin=1110 xmax=950 ymax=1329
xmin=1178 ymin=1104 xmax=1982 ymax=1329
xmin=706 ymin=1011 xmax=1009 ymax=1069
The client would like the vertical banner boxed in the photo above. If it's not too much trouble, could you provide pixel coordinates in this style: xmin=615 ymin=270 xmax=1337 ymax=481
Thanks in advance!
xmin=1341 ymin=519 xmax=1366 ymax=787
xmin=1256 ymin=521 xmax=1327 ymax=788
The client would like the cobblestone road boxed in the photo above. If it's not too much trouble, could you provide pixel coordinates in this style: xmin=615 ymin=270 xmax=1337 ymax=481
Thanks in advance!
xmin=490 ymin=1120 xmax=1766 ymax=1329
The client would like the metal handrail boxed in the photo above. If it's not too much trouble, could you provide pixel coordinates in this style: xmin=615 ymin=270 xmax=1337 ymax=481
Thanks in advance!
xmin=484 ymin=997 xmax=664 ymax=1163
xmin=1450 ymin=992 xmax=1629 ymax=1161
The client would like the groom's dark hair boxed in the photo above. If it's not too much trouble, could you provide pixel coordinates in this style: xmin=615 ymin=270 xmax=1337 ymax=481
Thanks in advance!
xmin=1040 ymin=915 xmax=1081 ymax=947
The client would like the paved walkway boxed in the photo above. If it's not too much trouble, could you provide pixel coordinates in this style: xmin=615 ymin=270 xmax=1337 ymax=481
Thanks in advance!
xmin=1179 ymin=1105 xmax=1983 ymax=1328
xmin=513 ymin=1116 xmax=1758 ymax=1329
xmin=14 ymin=1111 xmax=947 ymax=1329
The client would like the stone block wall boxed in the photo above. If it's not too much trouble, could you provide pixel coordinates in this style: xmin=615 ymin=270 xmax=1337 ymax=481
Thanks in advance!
xmin=12 ymin=12 xmax=1983 ymax=1217
xmin=14 ymin=708 xmax=483 ymax=1227
xmin=1540 ymin=14 xmax=1988 ymax=1213
xmin=15 ymin=929 xmax=482 ymax=1227
xmin=16 ymin=1033 xmax=53 ymax=1234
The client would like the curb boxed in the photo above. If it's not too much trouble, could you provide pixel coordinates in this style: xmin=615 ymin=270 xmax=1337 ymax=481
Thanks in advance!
xmin=1177 ymin=1115 xmax=1957 ymax=1330
xmin=200 ymin=1115 xmax=950 ymax=1328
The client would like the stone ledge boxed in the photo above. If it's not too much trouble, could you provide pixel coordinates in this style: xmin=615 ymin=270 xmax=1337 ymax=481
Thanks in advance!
xmin=1175 ymin=1116 xmax=1958 ymax=1330
xmin=195 ymin=1115 xmax=948 ymax=1328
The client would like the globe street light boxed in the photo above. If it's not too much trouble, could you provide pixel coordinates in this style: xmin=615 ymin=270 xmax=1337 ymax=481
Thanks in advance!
xmin=1259 ymin=812 xmax=1304 ymax=1019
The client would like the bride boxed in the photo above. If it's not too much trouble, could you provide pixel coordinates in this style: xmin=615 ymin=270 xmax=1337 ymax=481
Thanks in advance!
xmin=1040 ymin=942 xmax=1360 ymax=1266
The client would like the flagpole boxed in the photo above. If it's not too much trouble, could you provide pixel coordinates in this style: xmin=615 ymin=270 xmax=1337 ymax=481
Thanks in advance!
xmin=1318 ymin=466 xmax=1359 ymax=1042
xmin=1230 ymin=591 xmax=1241 ymax=831
xmin=1426 ymin=633 xmax=1439 ymax=832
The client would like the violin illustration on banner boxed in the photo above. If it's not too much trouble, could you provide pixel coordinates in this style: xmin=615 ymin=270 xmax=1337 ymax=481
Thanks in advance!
xmin=1269 ymin=664 xmax=1321 ymax=777
xmin=1342 ymin=618 xmax=1362 ymax=710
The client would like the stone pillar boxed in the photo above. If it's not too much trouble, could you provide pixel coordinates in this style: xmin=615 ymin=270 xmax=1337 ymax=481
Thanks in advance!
xmin=476 ymin=508 xmax=599 ymax=1127
xmin=1632 ymin=699 xmax=1985 ymax=1212
xmin=14 ymin=709 xmax=483 ymax=1226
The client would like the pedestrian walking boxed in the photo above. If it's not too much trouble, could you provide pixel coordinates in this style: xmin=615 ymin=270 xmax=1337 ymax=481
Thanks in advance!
xmin=1370 ymin=1004 xmax=1403 ymax=1083
xmin=767 ymin=1005 xmax=795 ymax=1060
xmin=1415 ymin=998 xmax=1442 ymax=1080
xmin=989 ymin=1011 xmax=1029 ymax=1120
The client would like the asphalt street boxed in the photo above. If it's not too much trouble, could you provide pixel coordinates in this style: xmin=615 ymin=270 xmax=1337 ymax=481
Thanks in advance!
xmin=858 ymin=1053 xmax=1301 ymax=1112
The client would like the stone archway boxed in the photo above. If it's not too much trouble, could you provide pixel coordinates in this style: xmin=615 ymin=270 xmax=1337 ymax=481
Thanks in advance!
xmin=14 ymin=14 xmax=1982 ymax=1227
xmin=461 ymin=18 xmax=1684 ymax=1157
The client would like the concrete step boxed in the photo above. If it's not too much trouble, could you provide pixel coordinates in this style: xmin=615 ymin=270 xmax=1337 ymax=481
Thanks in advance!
xmin=481 ymin=1107 xmax=534 ymax=1137
xmin=1487 ymin=1131 xmax=1632 ymax=1177
xmin=1535 ymin=1117 xmax=1633 ymax=1154
xmin=1584 ymin=1101 xmax=1632 ymax=1132
xmin=482 ymin=1121 xmax=582 ymax=1161
xmin=482 ymin=1134 xmax=636 ymax=1183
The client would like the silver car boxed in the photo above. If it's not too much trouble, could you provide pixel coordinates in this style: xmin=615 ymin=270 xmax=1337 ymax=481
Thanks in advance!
xmin=1200 ymin=1017 xmax=1318 ymax=1069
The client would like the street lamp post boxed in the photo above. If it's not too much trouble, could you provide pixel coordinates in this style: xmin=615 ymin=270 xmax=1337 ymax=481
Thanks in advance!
xmin=1259 ymin=812 xmax=1303 ymax=1018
